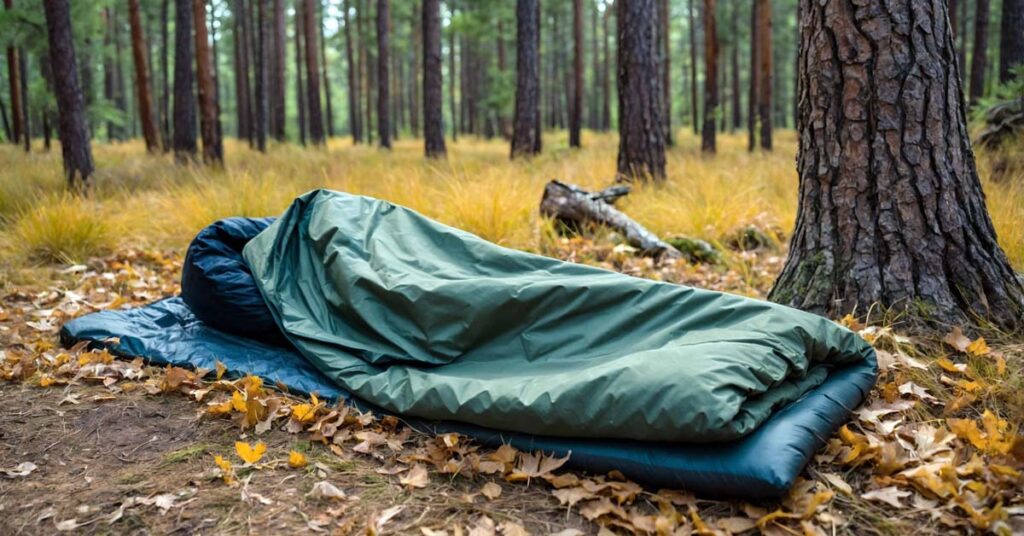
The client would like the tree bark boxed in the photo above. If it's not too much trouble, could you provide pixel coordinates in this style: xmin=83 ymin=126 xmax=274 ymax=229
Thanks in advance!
xmin=747 ymin=0 xmax=757 ymax=152
xmin=588 ymin=2 xmax=599 ymax=130
xmin=659 ymin=0 xmax=672 ymax=146
xmin=319 ymin=2 xmax=334 ymax=138
xmin=756 ymin=0 xmax=771 ymax=150
xmin=448 ymin=14 xmax=457 ymax=142
xmin=376 ymin=0 xmax=390 ymax=148
xmin=193 ymin=0 xmax=222 ymax=163
xmin=232 ymin=0 xmax=251 ymax=141
xmin=511 ymin=0 xmax=541 ymax=159
xmin=304 ymin=0 xmax=325 ymax=145
xmin=969 ymin=0 xmax=990 ymax=105
xmin=271 ymin=0 xmax=286 ymax=140
xmin=1000 ymin=0 xmax=1024 ymax=83
xmin=617 ymin=0 xmax=665 ymax=179
xmin=410 ymin=7 xmax=421 ymax=137
xmin=771 ymin=0 xmax=1024 ymax=331
xmin=688 ymin=0 xmax=699 ymax=134
xmin=343 ymin=0 xmax=359 ymax=142
xmin=700 ymin=0 xmax=716 ymax=153
xmin=172 ymin=0 xmax=197 ymax=161
xmin=0 ymin=93 xmax=10 ymax=142
xmin=601 ymin=3 xmax=610 ymax=131
xmin=43 ymin=0 xmax=95 ymax=191
xmin=161 ymin=0 xmax=171 ymax=150
xmin=294 ymin=0 xmax=307 ymax=145
xmin=422 ymin=0 xmax=445 ymax=158
xmin=730 ymin=0 xmax=740 ymax=131
xmin=103 ymin=8 xmax=121 ymax=141
xmin=253 ymin=0 xmax=269 ymax=151
xmin=128 ymin=0 xmax=161 ymax=152
xmin=5 ymin=0 xmax=23 ymax=146
xmin=570 ymin=0 xmax=583 ymax=148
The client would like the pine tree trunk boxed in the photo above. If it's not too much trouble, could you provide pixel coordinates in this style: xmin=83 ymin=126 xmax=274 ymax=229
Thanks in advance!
xmin=747 ymin=0 xmax=757 ymax=152
xmin=617 ymin=0 xmax=666 ymax=179
xmin=410 ymin=9 xmax=421 ymax=138
xmin=969 ymin=0 xmax=990 ymax=105
xmin=700 ymin=0 xmax=716 ymax=153
xmin=688 ymin=0 xmax=699 ymax=134
xmin=113 ymin=8 xmax=128 ymax=142
xmin=358 ymin=0 xmax=373 ymax=144
xmin=172 ymin=0 xmax=197 ymax=161
xmin=659 ymin=0 xmax=672 ymax=146
xmin=1000 ymin=0 xmax=1024 ymax=83
xmin=253 ymin=0 xmax=269 ymax=151
xmin=5 ymin=0 xmax=23 ymax=146
xmin=422 ymin=0 xmax=445 ymax=158
xmin=18 ymin=49 xmax=29 ymax=151
xmin=511 ymin=0 xmax=541 ymax=159
xmin=294 ymin=0 xmax=307 ymax=145
xmin=161 ymin=0 xmax=171 ymax=150
xmin=193 ymin=0 xmax=222 ymax=163
xmin=242 ymin=0 xmax=257 ymax=146
xmin=570 ymin=0 xmax=583 ymax=148
xmin=601 ymin=4 xmax=610 ymax=131
xmin=343 ymin=0 xmax=360 ymax=142
xmin=756 ymin=0 xmax=771 ymax=150
xmin=272 ymin=0 xmax=286 ymax=140
xmin=43 ymin=0 xmax=94 ymax=191
xmin=303 ymin=0 xmax=325 ymax=145
xmin=448 ymin=18 xmax=457 ymax=142
xmin=376 ymin=0 xmax=390 ymax=148
xmin=958 ymin=0 xmax=967 ymax=84
xmin=234 ymin=0 xmax=251 ymax=140
xmin=771 ymin=0 xmax=1024 ymax=330
xmin=730 ymin=0 xmax=740 ymax=131
xmin=104 ymin=8 xmax=121 ymax=141
xmin=0 ymin=94 xmax=11 ymax=141
xmin=128 ymin=0 xmax=161 ymax=152
xmin=319 ymin=3 xmax=334 ymax=138
xmin=588 ymin=2 xmax=598 ymax=130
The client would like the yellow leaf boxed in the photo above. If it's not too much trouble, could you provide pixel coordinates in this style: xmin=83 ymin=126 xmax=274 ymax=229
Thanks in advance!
xmin=948 ymin=418 xmax=987 ymax=450
xmin=235 ymin=441 xmax=267 ymax=464
xmin=288 ymin=450 xmax=308 ymax=468
xmin=231 ymin=390 xmax=246 ymax=412
xmin=936 ymin=357 xmax=967 ymax=374
xmin=966 ymin=337 xmax=990 ymax=357
xmin=207 ymin=399 xmax=233 ymax=416
xmin=291 ymin=403 xmax=316 ymax=423
xmin=214 ymin=454 xmax=235 ymax=485
xmin=38 ymin=375 xmax=56 ymax=388
xmin=215 ymin=360 xmax=226 ymax=381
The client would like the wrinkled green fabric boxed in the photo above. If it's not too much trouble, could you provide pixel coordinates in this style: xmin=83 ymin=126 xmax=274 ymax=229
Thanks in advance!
xmin=243 ymin=189 xmax=875 ymax=442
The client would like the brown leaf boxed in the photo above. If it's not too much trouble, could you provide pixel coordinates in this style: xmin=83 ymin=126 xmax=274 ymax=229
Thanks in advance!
xmin=860 ymin=486 xmax=911 ymax=508
xmin=481 ymin=482 xmax=502 ymax=500
xmin=400 ymin=464 xmax=429 ymax=488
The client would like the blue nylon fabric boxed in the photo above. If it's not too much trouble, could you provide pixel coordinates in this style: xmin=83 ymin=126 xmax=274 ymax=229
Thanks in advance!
xmin=60 ymin=301 xmax=876 ymax=499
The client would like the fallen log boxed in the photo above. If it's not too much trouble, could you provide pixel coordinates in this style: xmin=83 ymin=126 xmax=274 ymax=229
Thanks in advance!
xmin=975 ymin=98 xmax=1024 ymax=149
xmin=540 ymin=180 xmax=682 ymax=259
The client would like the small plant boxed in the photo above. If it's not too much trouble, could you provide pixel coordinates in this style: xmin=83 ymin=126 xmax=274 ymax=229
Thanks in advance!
xmin=9 ymin=195 xmax=115 ymax=264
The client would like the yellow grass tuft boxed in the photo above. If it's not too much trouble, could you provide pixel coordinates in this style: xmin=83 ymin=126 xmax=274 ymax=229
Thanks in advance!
xmin=6 ymin=194 xmax=116 ymax=264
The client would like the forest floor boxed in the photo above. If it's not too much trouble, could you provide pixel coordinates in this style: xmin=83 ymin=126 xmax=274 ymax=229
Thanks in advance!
xmin=1 ymin=132 xmax=1023 ymax=535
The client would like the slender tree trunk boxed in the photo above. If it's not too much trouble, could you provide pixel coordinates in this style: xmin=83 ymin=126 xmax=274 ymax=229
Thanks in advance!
xmin=747 ymin=0 xmax=757 ymax=152
xmin=969 ymin=0 xmax=990 ymax=105
xmin=253 ymin=0 xmax=268 ymax=150
xmin=0 ymin=94 xmax=10 ymax=141
xmin=128 ymin=0 xmax=161 ymax=152
xmin=319 ymin=2 xmax=334 ymax=138
xmin=448 ymin=16 xmax=457 ymax=142
xmin=701 ymin=0 xmax=716 ymax=153
xmin=343 ymin=0 xmax=359 ymax=142
xmin=113 ymin=8 xmax=128 ymax=143
xmin=358 ymin=0 xmax=372 ymax=144
xmin=1000 ymin=0 xmax=1024 ymax=83
xmin=688 ymin=0 xmax=699 ymax=134
xmin=172 ymin=0 xmax=197 ymax=161
xmin=234 ymin=0 xmax=251 ymax=139
xmin=272 ymin=0 xmax=286 ymax=140
xmin=5 ymin=0 xmax=23 ymax=146
xmin=772 ymin=0 xmax=1024 ymax=330
xmin=304 ymin=0 xmax=325 ymax=144
xmin=18 ymin=50 xmax=29 ymax=151
xmin=730 ymin=0 xmax=740 ymax=131
xmin=161 ymin=0 xmax=171 ymax=150
xmin=659 ymin=0 xmax=672 ymax=146
xmin=601 ymin=3 xmax=610 ymax=131
xmin=410 ymin=8 xmax=421 ymax=137
xmin=294 ymin=0 xmax=307 ymax=145
xmin=210 ymin=1 xmax=224 ymax=146
xmin=43 ymin=0 xmax=95 ymax=191
xmin=617 ymin=0 xmax=665 ymax=179
xmin=422 ymin=0 xmax=445 ymax=158
xmin=193 ymin=0 xmax=222 ymax=163
xmin=496 ymin=19 xmax=509 ymax=138
xmin=570 ymin=0 xmax=583 ymax=148
xmin=376 ymin=0 xmax=390 ymax=148
xmin=588 ymin=2 xmax=598 ymax=130
xmin=756 ymin=0 xmax=771 ymax=150
xmin=511 ymin=0 xmax=541 ymax=158
xmin=104 ymin=8 xmax=120 ymax=141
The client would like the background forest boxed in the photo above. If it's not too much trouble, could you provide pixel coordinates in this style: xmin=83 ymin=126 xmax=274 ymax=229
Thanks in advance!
xmin=1 ymin=0 xmax=1024 ymax=535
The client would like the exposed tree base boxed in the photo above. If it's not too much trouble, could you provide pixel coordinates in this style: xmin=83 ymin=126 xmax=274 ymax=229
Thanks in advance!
xmin=539 ymin=180 xmax=681 ymax=260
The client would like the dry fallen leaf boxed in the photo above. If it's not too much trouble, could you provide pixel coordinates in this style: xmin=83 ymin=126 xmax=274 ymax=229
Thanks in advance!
xmin=400 ymin=464 xmax=429 ymax=488
xmin=1 ymin=461 xmax=38 ymax=478
xmin=289 ymin=450 xmax=308 ymax=468
xmin=235 ymin=441 xmax=267 ymax=464
xmin=861 ymin=486 xmax=911 ymax=508
xmin=310 ymin=480 xmax=347 ymax=500
xmin=481 ymin=481 xmax=502 ymax=500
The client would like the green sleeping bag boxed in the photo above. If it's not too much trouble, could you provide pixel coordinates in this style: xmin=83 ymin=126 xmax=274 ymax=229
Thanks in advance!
xmin=243 ymin=189 xmax=875 ymax=442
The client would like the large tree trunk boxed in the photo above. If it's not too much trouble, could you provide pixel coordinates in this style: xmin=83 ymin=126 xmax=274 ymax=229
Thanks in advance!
xmin=1000 ymin=0 xmax=1024 ymax=83
xmin=43 ymin=0 xmax=94 ymax=191
xmin=771 ymin=0 xmax=1024 ymax=331
xmin=5 ymin=0 xmax=23 ymax=146
xmin=969 ymin=0 xmax=990 ymax=105
xmin=700 ymin=0 xmax=716 ymax=153
xmin=421 ymin=0 xmax=445 ymax=158
xmin=172 ymin=0 xmax=197 ymax=161
xmin=570 ymin=0 xmax=583 ymax=148
xmin=193 ymin=0 xmax=222 ymax=163
xmin=303 ymin=0 xmax=325 ymax=145
xmin=511 ymin=0 xmax=541 ymax=159
xmin=617 ymin=0 xmax=665 ymax=180
xmin=756 ymin=0 xmax=771 ymax=150
xmin=294 ymin=0 xmax=307 ymax=145
xmin=128 ymin=0 xmax=160 ymax=152
xmin=271 ymin=0 xmax=286 ymax=140
xmin=343 ymin=0 xmax=360 ymax=143
xmin=319 ymin=2 xmax=334 ymax=138
xmin=376 ymin=0 xmax=390 ymax=148
xmin=688 ymin=0 xmax=699 ymax=134
xmin=747 ymin=0 xmax=757 ymax=152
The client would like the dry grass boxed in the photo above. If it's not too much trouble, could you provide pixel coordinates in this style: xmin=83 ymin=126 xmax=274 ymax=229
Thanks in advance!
xmin=0 ymin=130 xmax=1021 ymax=272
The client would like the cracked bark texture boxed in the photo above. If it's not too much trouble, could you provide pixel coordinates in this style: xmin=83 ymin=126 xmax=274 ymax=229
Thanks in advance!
xmin=769 ymin=0 xmax=1024 ymax=330
xmin=616 ymin=0 xmax=665 ymax=180
xmin=511 ymin=0 xmax=541 ymax=159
